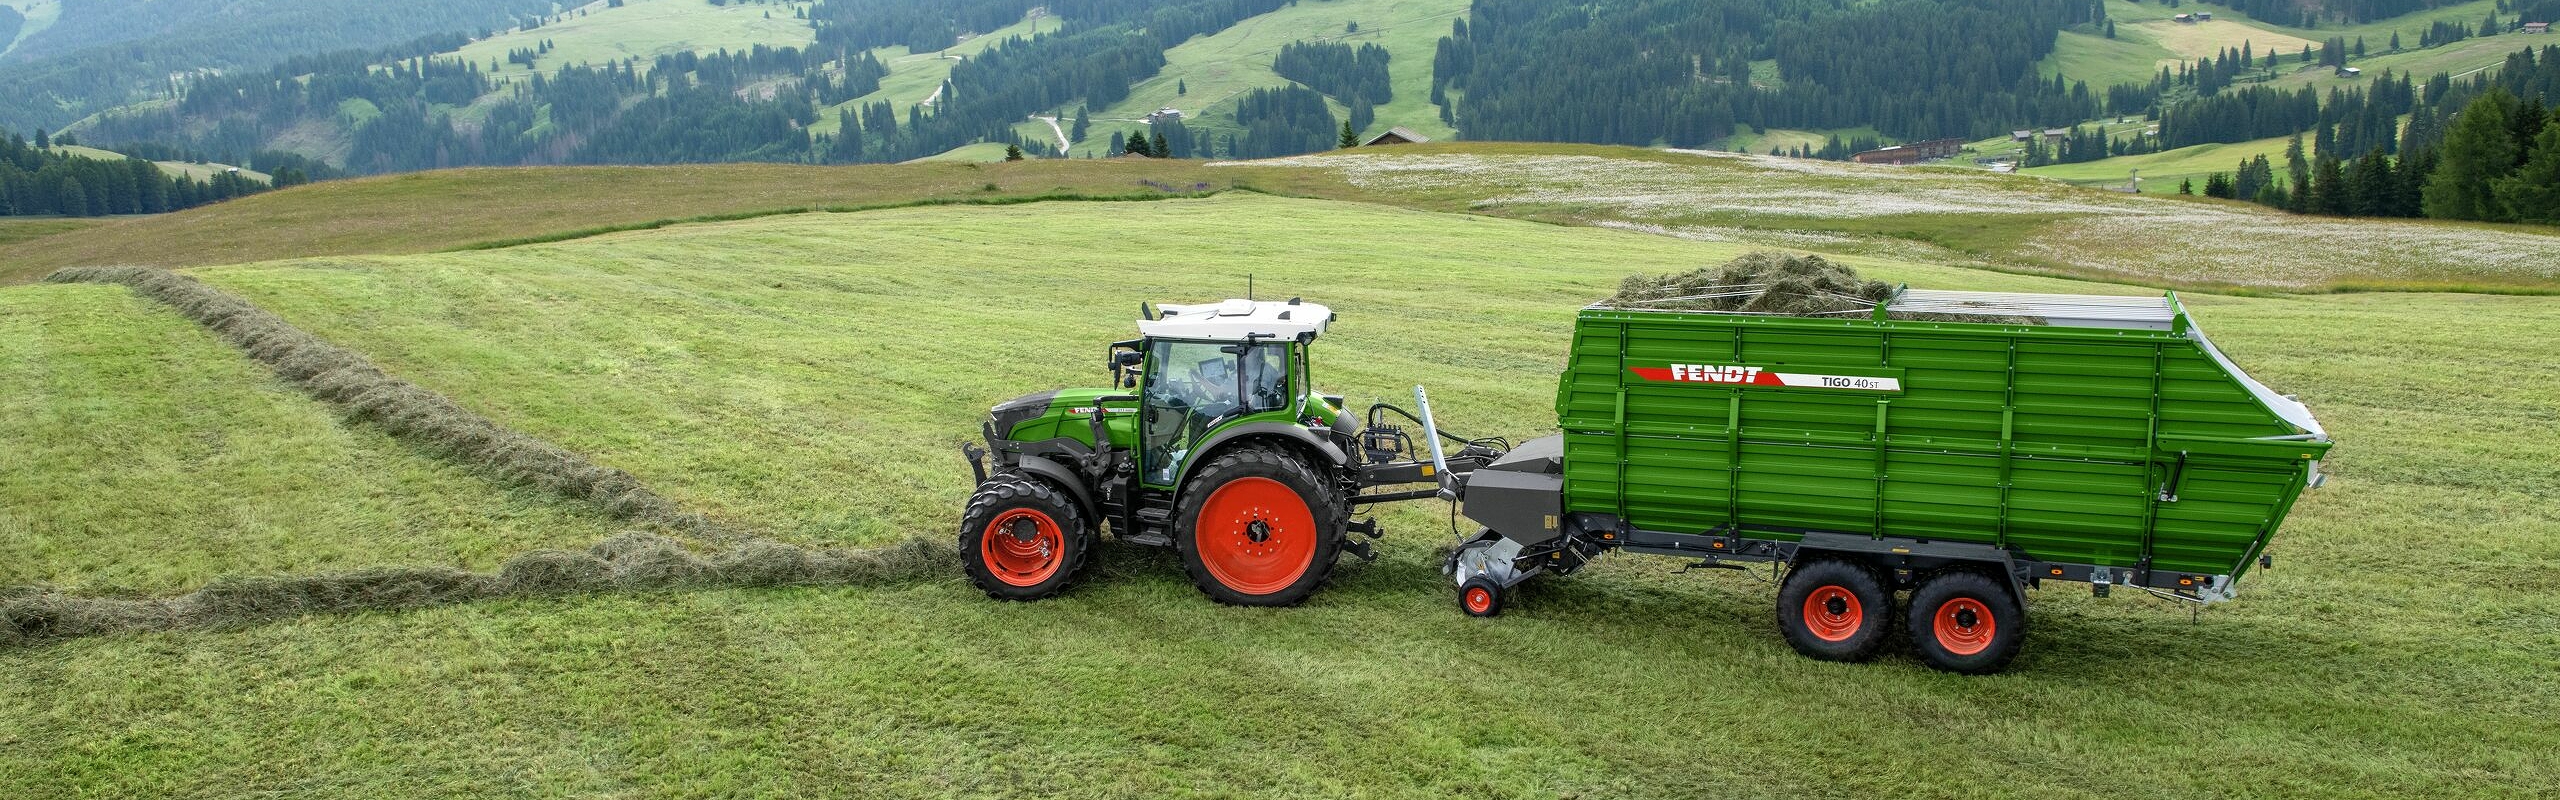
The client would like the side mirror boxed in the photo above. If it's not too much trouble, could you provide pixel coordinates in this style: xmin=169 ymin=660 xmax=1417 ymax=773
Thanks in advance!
xmin=1115 ymin=351 xmax=1144 ymax=367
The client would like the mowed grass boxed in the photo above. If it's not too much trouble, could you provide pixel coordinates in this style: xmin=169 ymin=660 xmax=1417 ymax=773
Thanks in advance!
xmin=2 ymin=194 xmax=2556 ymax=797
xmin=0 ymin=284 xmax=626 ymax=594
xmin=186 ymin=194 xmax=1864 ymax=543
xmin=444 ymin=0 xmax=816 ymax=82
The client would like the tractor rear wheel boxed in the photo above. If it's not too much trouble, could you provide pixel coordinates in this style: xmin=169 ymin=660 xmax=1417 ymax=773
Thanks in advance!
xmin=1775 ymin=558 xmax=1893 ymax=662
xmin=958 ymin=475 xmax=1091 ymax=601
xmin=1906 ymin=571 xmax=2025 ymax=674
xmin=1175 ymin=446 xmax=1346 ymax=606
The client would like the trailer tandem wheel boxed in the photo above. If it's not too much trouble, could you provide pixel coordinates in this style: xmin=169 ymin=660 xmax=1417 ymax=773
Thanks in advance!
xmin=1775 ymin=559 xmax=1893 ymax=662
xmin=1907 ymin=571 xmax=2027 ymax=674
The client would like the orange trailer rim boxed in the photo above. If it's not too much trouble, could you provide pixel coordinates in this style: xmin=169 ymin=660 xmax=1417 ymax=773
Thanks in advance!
xmin=1463 ymin=586 xmax=1495 ymax=614
xmin=1934 ymin=597 xmax=1996 ymax=655
xmin=1195 ymin=477 xmax=1317 ymax=595
xmin=1802 ymin=585 xmax=1863 ymax=642
xmin=981 ymin=508 xmax=1065 ymax=587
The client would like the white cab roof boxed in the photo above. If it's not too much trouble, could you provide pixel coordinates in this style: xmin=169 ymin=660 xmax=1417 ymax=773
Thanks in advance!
xmin=1140 ymin=299 xmax=1333 ymax=340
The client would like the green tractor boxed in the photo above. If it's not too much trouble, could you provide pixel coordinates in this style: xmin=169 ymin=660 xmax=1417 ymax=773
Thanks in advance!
xmin=959 ymin=298 xmax=1504 ymax=606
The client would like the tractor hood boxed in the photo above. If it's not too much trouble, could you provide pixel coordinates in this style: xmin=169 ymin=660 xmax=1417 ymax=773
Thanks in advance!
xmin=986 ymin=387 xmax=1128 ymax=442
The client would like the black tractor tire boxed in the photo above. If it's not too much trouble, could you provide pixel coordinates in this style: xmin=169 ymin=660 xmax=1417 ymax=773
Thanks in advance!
xmin=957 ymin=475 xmax=1092 ymax=601
xmin=1459 ymin=577 xmax=1504 ymax=618
xmin=1174 ymin=445 xmax=1347 ymax=607
xmin=1906 ymin=570 xmax=2027 ymax=674
xmin=1775 ymin=558 xmax=1894 ymax=662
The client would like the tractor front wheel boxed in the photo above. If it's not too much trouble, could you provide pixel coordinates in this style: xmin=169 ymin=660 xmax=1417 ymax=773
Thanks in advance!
xmin=1175 ymin=446 xmax=1346 ymax=607
xmin=958 ymin=475 xmax=1091 ymax=601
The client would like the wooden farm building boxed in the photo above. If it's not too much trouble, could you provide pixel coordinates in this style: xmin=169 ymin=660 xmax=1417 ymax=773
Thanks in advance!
xmin=1849 ymin=137 xmax=1965 ymax=165
xmin=1362 ymin=127 xmax=1430 ymax=146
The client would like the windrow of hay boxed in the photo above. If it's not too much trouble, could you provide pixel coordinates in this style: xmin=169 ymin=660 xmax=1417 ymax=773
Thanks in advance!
xmin=1 ymin=534 xmax=955 ymax=643
xmin=45 ymin=266 xmax=724 ymax=537
xmin=20 ymin=267 xmax=962 ymax=647
xmin=1603 ymin=252 xmax=2042 ymax=324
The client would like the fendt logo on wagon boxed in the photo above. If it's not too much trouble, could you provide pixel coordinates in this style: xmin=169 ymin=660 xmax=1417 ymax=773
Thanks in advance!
xmin=1629 ymin=363 xmax=1902 ymax=392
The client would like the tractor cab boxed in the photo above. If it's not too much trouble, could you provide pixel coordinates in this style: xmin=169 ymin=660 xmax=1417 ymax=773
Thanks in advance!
xmin=1123 ymin=299 xmax=1335 ymax=486
xmin=960 ymin=297 xmax=1504 ymax=607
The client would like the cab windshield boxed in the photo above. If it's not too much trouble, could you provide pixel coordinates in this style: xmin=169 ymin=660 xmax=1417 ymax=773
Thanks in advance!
xmin=1142 ymin=339 xmax=1291 ymax=485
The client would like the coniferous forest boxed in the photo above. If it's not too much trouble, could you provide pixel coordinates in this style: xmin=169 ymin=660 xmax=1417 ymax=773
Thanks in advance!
xmin=0 ymin=0 xmax=2552 ymax=229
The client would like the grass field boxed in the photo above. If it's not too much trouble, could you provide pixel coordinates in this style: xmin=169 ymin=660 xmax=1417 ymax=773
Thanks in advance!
xmin=0 ymin=216 xmax=94 ymax=247
xmin=1720 ymin=126 xmax=1880 ymax=156
xmin=0 ymin=0 xmax=59 ymax=60
xmin=912 ymin=141 xmax=1020 ymax=163
xmin=806 ymin=11 xmax=1046 ymax=138
xmin=0 ymin=284 xmax=625 ymax=594
xmin=2024 ymin=132 xmax=2294 ymax=189
xmin=40 ymin=144 xmax=270 ymax=183
xmin=0 ymin=159 xmax=1307 ymax=285
xmin=3 ymin=183 xmax=2557 ymax=796
xmin=444 ymin=0 xmax=815 ymax=82
xmin=1241 ymin=144 xmax=2560 ymax=292
xmin=1074 ymin=0 xmax=1467 ymax=157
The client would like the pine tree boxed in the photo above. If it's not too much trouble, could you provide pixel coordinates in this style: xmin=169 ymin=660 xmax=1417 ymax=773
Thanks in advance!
xmin=1123 ymin=131 xmax=1151 ymax=157
xmin=1005 ymin=143 xmax=1024 ymax=161
xmin=1177 ymin=79 xmax=1187 ymax=96
xmin=2309 ymin=154 xmax=2349 ymax=215
xmin=33 ymin=128 xmax=48 ymax=149
xmin=2389 ymin=32 xmax=2401 ymax=51
xmin=54 ymin=175 xmax=86 ymax=216
xmin=2179 ymin=177 xmax=2194 ymax=194
xmin=2495 ymin=111 xmax=2560 ymax=223
xmin=1151 ymin=132 xmax=1169 ymax=158
xmin=1339 ymin=120 xmax=1358 ymax=149
xmin=1071 ymin=107 xmax=1089 ymax=143
xmin=1109 ymin=130 xmax=1125 ymax=154
xmin=2425 ymin=89 xmax=2521 ymax=220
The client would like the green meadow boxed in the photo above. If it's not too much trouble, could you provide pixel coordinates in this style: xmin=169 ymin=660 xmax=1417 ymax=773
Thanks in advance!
xmin=3 ymin=171 xmax=2555 ymax=796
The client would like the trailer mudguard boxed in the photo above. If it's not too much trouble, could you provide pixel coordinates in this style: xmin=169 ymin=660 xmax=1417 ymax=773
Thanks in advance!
xmin=1793 ymin=531 xmax=2027 ymax=597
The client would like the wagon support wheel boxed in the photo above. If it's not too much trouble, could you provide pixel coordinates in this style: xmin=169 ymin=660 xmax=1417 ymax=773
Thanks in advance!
xmin=1775 ymin=558 xmax=1893 ymax=662
xmin=1907 ymin=570 xmax=2027 ymax=674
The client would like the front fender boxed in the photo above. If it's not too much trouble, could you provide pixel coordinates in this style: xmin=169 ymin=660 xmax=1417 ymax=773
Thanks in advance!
xmin=1012 ymin=454 xmax=1101 ymax=527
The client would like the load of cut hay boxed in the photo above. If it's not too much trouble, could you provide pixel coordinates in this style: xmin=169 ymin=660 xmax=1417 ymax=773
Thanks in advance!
xmin=1605 ymin=252 xmax=1893 ymax=316
xmin=1604 ymin=252 xmax=2041 ymax=324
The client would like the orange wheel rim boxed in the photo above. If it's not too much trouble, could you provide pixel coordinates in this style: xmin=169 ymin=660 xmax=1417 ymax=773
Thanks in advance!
xmin=1195 ymin=477 xmax=1316 ymax=596
xmin=1464 ymin=586 xmax=1494 ymax=614
xmin=1802 ymin=585 xmax=1863 ymax=642
xmin=1934 ymin=597 xmax=1996 ymax=655
xmin=981 ymin=508 xmax=1065 ymax=587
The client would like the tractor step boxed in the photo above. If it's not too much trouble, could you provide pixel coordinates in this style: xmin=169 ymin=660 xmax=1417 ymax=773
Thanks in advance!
xmin=1123 ymin=532 xmax=1173 ymax=547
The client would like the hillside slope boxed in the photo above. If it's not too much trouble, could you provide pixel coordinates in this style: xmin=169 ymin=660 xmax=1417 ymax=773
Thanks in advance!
xmin=8 ymin=144 xmax=2556 ymax=294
